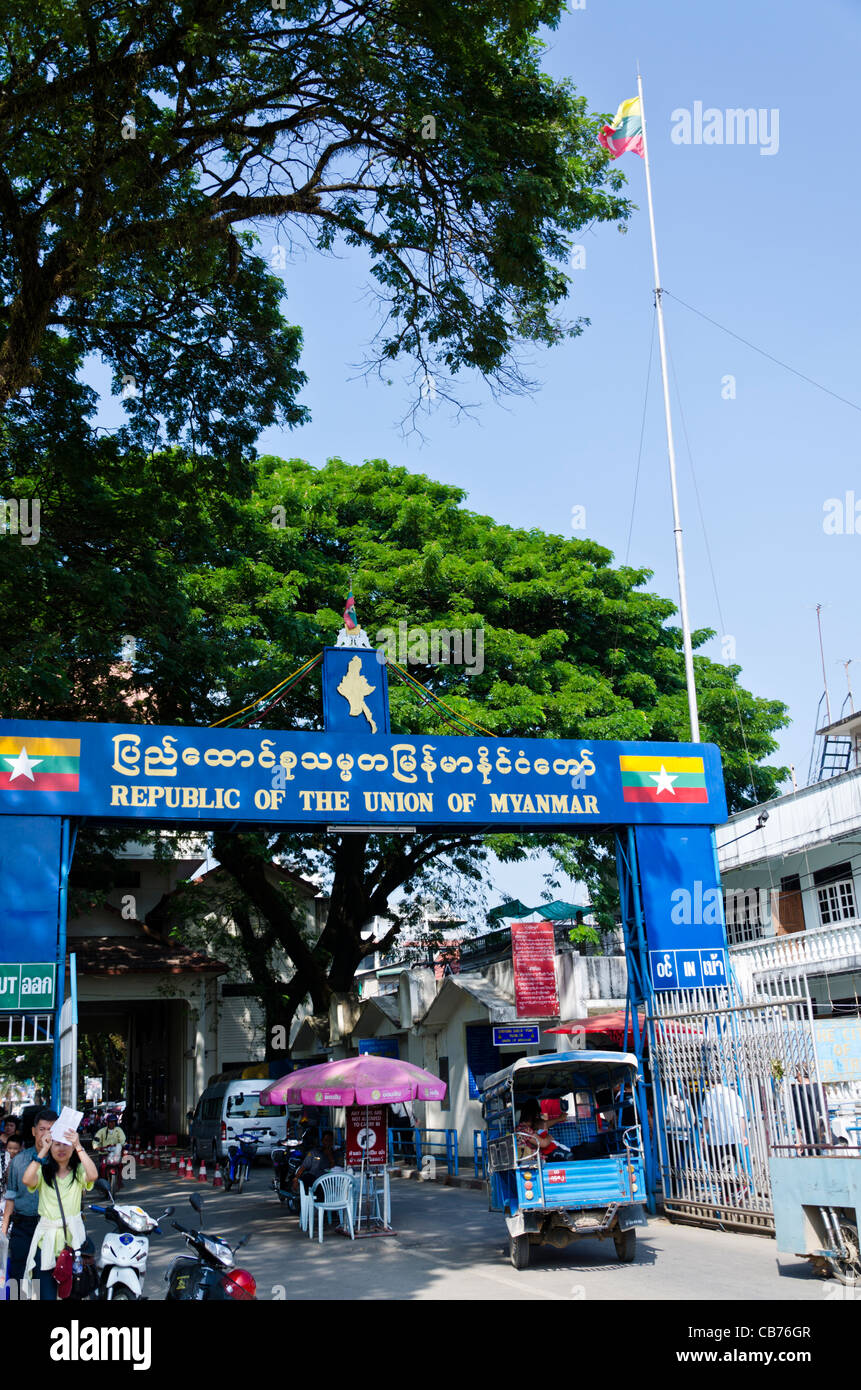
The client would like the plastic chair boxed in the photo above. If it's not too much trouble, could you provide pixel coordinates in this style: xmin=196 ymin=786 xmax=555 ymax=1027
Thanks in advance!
xmin=298 ymin=1182 xmax=314 ymax=1233
xmin=309 ymin=1173 xmax=355 ymax=1244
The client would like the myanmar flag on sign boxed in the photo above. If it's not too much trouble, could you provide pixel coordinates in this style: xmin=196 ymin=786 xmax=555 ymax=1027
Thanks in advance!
xmin=619 ymin=754 xmax=708 ymax=804
xmin=0 ymin=737 xmax=81 ymax=792
xmin=598 ymin=97 xmax=644 ymax=159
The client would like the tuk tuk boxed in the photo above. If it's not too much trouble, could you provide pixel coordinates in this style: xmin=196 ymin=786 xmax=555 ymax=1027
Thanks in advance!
xmin=480 ymin=1051 xmax=648 ymax=1269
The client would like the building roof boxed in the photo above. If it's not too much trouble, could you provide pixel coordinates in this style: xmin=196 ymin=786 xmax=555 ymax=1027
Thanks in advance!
xmin=816 ymin=709 xmax=861 ymax=738
xmin=353 ymin=993 xmax=402 ymax=1036
xmin=420 ymin=975 xmax=518 ymax=1031
xmin=73 ymin=932 xmax=227 ymax=976
xmin=717 ymin=765 xmax=861 ymax=869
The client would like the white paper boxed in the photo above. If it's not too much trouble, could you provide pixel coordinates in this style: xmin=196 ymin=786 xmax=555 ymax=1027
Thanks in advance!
xmin=50 ymin=1106 xmax=83 ymax=1145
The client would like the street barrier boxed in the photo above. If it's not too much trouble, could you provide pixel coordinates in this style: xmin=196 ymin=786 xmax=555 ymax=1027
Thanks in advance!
xmin=387 ymin=1127 xmax=458 ymax=1175
xmin=473 ymin=1131 xmax=487 ymax=1180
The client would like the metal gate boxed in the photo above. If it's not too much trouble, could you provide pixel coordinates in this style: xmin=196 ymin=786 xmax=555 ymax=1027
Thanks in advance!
xmin=648 ymin=973 xmax=827 ymax=1231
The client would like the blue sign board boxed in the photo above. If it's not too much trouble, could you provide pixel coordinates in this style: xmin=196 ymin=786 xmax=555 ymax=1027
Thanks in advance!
xmin=358 ymin=1037 xmax=400 ymax=1058
xmin=322 ymin=646 xmax=390 ymax=736
xmin=635 ymin=825 xmax=729 ymax=990
xmin=0 ymin=720 xmax=727 ymax=831
xmin=492 ymin=1025 xmax=540 ymax=1046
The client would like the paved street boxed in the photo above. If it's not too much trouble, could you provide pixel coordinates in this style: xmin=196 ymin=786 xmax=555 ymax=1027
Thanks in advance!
xmin=84 ymin=1165 xmax=831 ymax=1302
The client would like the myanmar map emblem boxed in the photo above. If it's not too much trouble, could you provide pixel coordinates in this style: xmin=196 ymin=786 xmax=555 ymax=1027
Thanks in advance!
xmin=0 ymin=737 xmax=81 ymax=792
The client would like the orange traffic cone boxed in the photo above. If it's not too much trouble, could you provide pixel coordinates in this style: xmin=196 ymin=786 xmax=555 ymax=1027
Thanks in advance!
xmin=170 ymin=1151 xmax=177 ymax=1173
xmin=185 ymin=1156 xmax=196 ymax=1180
xmin=198 ymin=1159 xmax=207 ymax=1183
xmin=140 ymin=1147 xmax=149 ymax=1169
xmin=212 ymin=1162 xmax=223 ymax=1189
xmin=177 ymin=1156 xmax=185 ymax=1177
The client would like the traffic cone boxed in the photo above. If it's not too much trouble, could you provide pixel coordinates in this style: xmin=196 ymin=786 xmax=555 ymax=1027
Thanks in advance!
xmin=140 ymin=1147 xmax=148 ymax=1169
xmin=212 ymin=1162 xmax=223 ymax=1189
xmin=198 ymin=1159 xmax=207 ymax=1183
xmin=177 ymin=1155 xmax=185 ymax=1177
xmin=185 ymin=1156 xmax=196 ymax=1180
xmin=170 ymin=1151 xmax=177 ymax=1173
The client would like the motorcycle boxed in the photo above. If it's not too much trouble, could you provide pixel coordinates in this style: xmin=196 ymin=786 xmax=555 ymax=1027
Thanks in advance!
xmin=90 ymin=1179 xmax=174 ymax=1301
xmin=224 ymin=1129 xmax=262 ymax=1193
xmin=96 ymin=1142 xmax=124 ymax=1198
xmin=164 ymin=1193 xmax=256 ymax=1301
xmin=271 ymin=1133 xmax=309 ymax=1214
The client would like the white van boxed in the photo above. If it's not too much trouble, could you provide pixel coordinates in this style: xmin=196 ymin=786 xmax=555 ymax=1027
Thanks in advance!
xmin=189 ymin=1079 xmax=287 ymax=1163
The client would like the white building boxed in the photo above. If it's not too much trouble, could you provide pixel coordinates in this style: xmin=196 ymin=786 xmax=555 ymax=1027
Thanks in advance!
xmin=716 ymin=714 xmax=861 ymax=1132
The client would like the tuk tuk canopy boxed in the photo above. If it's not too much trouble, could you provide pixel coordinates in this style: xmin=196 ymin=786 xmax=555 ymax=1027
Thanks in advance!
xmin=480 ymin=1050 xmax=640 ymax=1104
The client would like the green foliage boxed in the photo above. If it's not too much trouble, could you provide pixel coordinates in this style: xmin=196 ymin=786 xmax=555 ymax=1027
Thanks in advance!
xmin=0 ymin=0 xmax=628 ymax=426
xmin=0 ymin=427 xmax=789 ymax=1029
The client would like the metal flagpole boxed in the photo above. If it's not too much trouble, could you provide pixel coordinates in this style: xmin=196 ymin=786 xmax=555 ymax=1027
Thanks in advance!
xmin=637 ymin=71 xmax=700 ymax=742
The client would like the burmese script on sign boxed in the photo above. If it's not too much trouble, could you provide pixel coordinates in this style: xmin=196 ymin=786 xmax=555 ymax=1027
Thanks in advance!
xmin=511 ymin=922 xmax=560 ymax=1019
xmin=0 ymin=720 xmax=728 ymax=827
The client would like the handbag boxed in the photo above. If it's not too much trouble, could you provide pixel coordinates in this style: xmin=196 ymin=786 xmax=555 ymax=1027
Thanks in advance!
xmin=52 ymin=1174 xmax=76 ymax=1299
xmin=51 ymin=1172 xmax=96 ymax=1300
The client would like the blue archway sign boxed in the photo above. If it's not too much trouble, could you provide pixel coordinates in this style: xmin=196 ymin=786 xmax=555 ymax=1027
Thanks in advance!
xmin=0 ymin=648 xmax=732 ymax=1199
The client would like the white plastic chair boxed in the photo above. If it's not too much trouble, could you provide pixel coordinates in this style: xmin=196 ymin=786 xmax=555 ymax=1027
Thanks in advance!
xmin=309 ymin=1172 xmax=355 ymax=1244
xmin=298 ymin=1182 xmax=314 ymax=1233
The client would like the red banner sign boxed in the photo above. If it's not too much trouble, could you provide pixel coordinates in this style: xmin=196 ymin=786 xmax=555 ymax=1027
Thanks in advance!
xmin=346 ymin=1104 xmax=387 ymax=1167
xmin=511 ymin=921 xmax=559 ymax=1018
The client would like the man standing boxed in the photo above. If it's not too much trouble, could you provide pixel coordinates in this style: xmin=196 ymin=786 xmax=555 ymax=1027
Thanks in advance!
xmin=1 ymin=1109 xmax=57 ymax=1298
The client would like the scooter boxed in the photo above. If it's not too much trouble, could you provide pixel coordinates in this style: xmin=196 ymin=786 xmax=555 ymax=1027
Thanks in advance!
xmin=271 ymin=1134 xmax=308 ymax=1214
xmin=164 ymin=1193 xmax=256 ymax=1301
xmin=90 ymin=1179 xmax=174 ymax=1301
xmin=224 ymin=1130 xmax=261 ymax=1193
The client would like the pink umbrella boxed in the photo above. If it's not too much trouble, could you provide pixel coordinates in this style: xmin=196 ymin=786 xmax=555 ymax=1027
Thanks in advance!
xmin=260 ymin=1055 xmax=447 ymax=1108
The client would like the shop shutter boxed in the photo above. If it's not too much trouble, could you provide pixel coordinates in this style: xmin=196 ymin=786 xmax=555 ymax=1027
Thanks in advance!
xmin=220 ymin=994 xmax=266 ymax=1066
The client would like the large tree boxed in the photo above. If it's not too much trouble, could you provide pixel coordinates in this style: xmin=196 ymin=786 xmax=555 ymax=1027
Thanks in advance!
xmin=0 ymin=367 xmax=790 ymax=1043
xmin=0 ymin=0 xmax=628 ymax=433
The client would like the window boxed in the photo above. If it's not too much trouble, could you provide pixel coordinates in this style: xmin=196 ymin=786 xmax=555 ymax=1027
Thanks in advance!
xmin=438 ymin=1057 xmax=450 ymax=1112
xmin=816 ymin=879 xmax=857 ymax=925
xmin=723 ymin=887 xmax=763 ymax=945
xmin=813 ymin=862 xmax=857 ymax=926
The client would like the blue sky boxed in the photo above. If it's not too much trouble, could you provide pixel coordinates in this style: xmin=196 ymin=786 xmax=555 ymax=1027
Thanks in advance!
xmin=92 ymin=0 xmax=861 ymax=911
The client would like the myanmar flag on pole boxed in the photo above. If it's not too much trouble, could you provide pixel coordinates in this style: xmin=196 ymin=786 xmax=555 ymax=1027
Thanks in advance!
xmin=0 ymin=737 xmax=81 ymax=792
xmin=619 ymin=754 xmax=708 ymax=804
xmin=598 ymin=97 xmax=644 ymax=159
xmin=343 ymin=589 xmax=359 ymax=631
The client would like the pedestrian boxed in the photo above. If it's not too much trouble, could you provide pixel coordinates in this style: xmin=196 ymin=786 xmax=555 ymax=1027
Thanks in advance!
xmin=0 ymin=1134 xmax=22 ymax=1203
xmin=21 ymin=1125 xmax=98 ymax=1301
xmin=700 ymin=1079 xmax=750 ymax=1184
xmin=791 ymin=1066 xmax=828 ymax=1150
xmin=0 ymin=1117 xmax=18 ymax=1149
xmin=292 ymin=1130 xmax=338 ymax=1200
xmin=389 ymin=1099 xmax=418 ymax=1161
xmin=1 ymin=1108 xmax=56 ymax=1298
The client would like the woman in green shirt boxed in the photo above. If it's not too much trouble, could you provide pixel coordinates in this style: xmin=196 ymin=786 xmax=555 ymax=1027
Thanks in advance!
xmin=22 ymin=1127 xmax=98 ymax=1300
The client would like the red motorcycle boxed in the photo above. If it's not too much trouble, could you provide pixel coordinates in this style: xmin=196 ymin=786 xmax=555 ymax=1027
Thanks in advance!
xmin=97 ymin=1143 xmax=124 ymax=1198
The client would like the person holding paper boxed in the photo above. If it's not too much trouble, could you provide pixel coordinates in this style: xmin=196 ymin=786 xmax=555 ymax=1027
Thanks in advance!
xmin=21 ymin=1127 xmax=97 ymax=1301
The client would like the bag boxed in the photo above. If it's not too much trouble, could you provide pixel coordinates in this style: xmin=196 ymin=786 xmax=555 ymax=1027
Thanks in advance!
xmin=51 ymin=1172 xmax=94 ymax=1300
xmin=52 ymin=1245 xmax=75 ymax=1299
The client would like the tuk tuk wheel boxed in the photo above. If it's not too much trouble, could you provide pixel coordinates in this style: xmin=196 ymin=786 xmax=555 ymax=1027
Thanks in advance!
xmin=509 ymin=1233 xmax=530 ymax=1270
xmin=613 ymin=1227 xmax=636 ymax=1263
xmin=829 ymin=1220 xmax=861 ymax=1286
